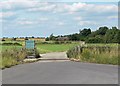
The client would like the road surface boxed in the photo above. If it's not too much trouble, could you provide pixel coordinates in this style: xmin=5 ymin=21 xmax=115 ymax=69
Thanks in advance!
xmin=2 ymin=52 xmax=118 ymax=84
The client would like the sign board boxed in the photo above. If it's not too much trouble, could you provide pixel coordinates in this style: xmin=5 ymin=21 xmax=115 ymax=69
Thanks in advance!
xmin=25 ymin=40 xmax=35 ymax=49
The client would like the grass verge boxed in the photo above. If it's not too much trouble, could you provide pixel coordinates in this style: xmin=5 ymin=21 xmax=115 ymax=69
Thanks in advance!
xmin=0 ymin=45 xmax=40 ymax=69
xmin=67 ymin=44 xmax=119 ymax=65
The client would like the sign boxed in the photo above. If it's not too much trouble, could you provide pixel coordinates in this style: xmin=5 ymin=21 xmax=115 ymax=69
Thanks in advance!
xmin=25 ymin=40 xmax=35 ymax=49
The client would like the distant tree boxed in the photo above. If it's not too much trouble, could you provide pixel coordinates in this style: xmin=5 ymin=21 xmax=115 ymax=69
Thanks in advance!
xmin=49 ymin=33 xmax=55 ymax=40
xmin=117 ymin=30 xmax=120 ymax=43
xmin=104 ymin=27 xmax=119 ymax=43
xmin=2 ymin=38 xmax=5 ymax=41
xmin=32 ymin=36 xmax=34 ymax=38
xmin=96 ymin=26 xmax=109 ymax=35
xmin=45 ymin=26 xmax=119 ymax=43
xmin=12 ymin=37 xmax=16 ymax=41
xmin=25 ymin=37 xmax=28 ymax=40
xmin=68 ymin=33 xmax=80 ymax=41
xmin=80 ymin=28 xmax=91 ymax=36
xmin=46 ymin=37 xmax=49 ymax=41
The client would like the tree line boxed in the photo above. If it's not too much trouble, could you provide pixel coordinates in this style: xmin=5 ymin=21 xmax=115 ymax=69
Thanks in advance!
xmin=46 ymin=26 xmax=120 ymax=43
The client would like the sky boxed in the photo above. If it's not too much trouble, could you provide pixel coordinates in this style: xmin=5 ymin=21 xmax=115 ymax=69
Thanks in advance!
xmin=0 ymin=0 xmax=118 ymax=37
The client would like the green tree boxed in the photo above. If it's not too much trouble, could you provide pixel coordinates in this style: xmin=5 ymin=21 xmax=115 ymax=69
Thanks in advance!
xmin=46 ymin=37 xmax=49 ymax=41
xmin=86 ymin=37 xmax=104 ymax=43
xmin=80 ymin=28 xmax=91 ymax=36
xmin=49 ymin=33 xmax=55 ymax=40
xmin=104 ymin=27 xmax=119 ymax=43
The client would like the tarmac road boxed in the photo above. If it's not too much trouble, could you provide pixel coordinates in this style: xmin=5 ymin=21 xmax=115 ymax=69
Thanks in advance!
xmin=2 ymin=52 xmax=118 ymax=84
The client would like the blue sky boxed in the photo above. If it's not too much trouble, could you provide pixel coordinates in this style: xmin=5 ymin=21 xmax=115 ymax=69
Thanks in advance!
xmin=0 ymin=0 xmax=118 ymax=37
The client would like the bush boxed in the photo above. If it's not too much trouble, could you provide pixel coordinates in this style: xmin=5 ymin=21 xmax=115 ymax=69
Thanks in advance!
xmin=54 ymin=41 xmax=71 ymax=44
xmin=85 ymin=37 xmax=104 ymax=43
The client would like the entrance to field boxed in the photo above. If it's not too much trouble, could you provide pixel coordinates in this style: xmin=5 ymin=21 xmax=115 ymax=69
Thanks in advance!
xmin=39 ymin=52 xmax=69 ymax=62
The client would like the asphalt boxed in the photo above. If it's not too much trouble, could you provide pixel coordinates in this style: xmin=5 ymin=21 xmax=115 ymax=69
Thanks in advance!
xmin=2 ymin=52 xmax=118 ymax=84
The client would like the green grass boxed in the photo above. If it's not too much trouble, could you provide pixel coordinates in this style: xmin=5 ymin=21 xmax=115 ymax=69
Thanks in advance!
xmin=36 ymin=43 xmax=79 ymax=54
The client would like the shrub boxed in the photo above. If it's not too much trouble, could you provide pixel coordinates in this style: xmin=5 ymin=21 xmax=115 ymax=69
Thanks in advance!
xmin=86 ymin=37 xmax=104 ymax=43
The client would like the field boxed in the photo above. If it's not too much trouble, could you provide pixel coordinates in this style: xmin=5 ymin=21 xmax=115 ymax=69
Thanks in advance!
xmin=0 ymin=41 xmax=119 ymax=69
xmin=37 ymin=43 xmax=79 ymax=54
xmin=0 ymin=41 xmax=80 ymax=69
xmin=1 ymin=42 xmax=79 ymax=53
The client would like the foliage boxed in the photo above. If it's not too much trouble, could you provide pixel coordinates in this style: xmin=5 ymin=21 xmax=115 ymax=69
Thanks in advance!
xmin=80 ymin=28 xmax=91 ymax=36
xmin=86 ymin=37 xmax=104 ymax=43
xmin=45 ymin=37 xmax=50 ymax=41
xmin=46 ymin=26 xmax=120 ymax=43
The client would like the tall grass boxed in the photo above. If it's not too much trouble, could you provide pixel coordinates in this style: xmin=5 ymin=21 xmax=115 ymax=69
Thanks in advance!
xmin=0 ymin=45 xmax=40 ymax=69
xmin=67 ymin=44 xmax=119 ymax=65
xmin=0 ymin=47 xmax=27 ymax=69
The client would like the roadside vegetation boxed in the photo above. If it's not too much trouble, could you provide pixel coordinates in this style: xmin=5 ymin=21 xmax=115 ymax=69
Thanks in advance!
xmin=67 ymin=43 xmax=119 ymax=65
xmin=0 ymin=41 xmax=79 ymax=69
xmin=0 ymin=46 xmax=27 ymax=69
xmin=0 ymin=41 xmax=41 ymax=69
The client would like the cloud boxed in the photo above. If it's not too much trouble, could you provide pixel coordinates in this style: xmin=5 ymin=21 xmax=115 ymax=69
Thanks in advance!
xmin=28 ymin=4 xmax=56 ymax=12
xmin=74 ymin=16 xmax=83 ymax=21
xmin=58 ymin=22 xmax=65 ymax=26
xmin=78 ymin=21 xmax=97 ymax=26
xmin=0 ymin=1 xmax=117 ymax=36
xmin=90 ymin=4 xmax=118 ymax=13
xmin=64 ymin=3 xmax=87 ymax=12
xmin=16 ymin=17 xmax=49 ymax=25
xmin=17 ymin=20 xmax=35 ymax=25
xmin=63 ymin=2 xmax=117 ymax=14
xmin=1 ymin=1 xmax=117 ymax=15
xmin=38 ymin=17 xmax=49 ymax=21
xmin=0 ymin=12 xmax=16 ymax=18
xmin=0 ymin=0 xmax=39 ymax=11
xmin=107 ymin=15 xmax=118 ymax=19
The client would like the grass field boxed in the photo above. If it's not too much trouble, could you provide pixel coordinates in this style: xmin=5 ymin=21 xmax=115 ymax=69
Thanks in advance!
xmin=36 ymin=43 xmax=79 ymax=54
xmin=1 ymin=43 xmax=79 ymax=53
